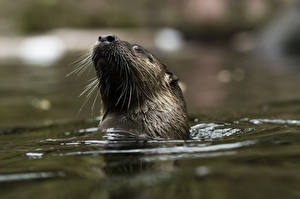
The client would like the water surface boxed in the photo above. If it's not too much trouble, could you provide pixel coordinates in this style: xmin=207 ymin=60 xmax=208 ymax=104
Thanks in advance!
xmin=1 ymin=45 xmax=300 ymax=199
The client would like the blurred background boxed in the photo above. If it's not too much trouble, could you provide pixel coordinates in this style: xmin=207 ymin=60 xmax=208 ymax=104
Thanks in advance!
xmin=0 ymin=0 xmax=300 ymax=128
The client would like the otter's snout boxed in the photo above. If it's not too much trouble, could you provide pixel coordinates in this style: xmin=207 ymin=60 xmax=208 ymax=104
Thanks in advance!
xmin=98 ymin=34 xmax=118 ymax=44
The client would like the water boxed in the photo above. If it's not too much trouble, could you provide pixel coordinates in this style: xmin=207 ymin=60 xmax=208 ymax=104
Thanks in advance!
xmin=1 ymin=116 xmax=300 ymax=199
xmin=1 ymin=45 xmax=300 ymax=199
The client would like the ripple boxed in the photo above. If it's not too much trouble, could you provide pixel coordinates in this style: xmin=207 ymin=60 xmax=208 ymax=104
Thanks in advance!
xmin=63 ymin=140 xmax=255 ymax=156
xmin=62 ymin=140 xmax=108 ymax=146
xmin=190 ymin=123 xmax=240 ymax=140
xmin=247 ymin=119 xmax=300 ymax=125
xmin=0 ymin=171 xmax=65 ymax=182
xmin=64 ymin=127 xmax=98 ymax=136
xmin=141 ymin=151 xmax=236 ymax=162
xmin=25 ymin=152 xmax=44 ymax=158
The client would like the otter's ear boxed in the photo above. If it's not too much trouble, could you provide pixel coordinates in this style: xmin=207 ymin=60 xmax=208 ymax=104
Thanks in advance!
xmin=165 ymin=71 xmax=179 ymax=84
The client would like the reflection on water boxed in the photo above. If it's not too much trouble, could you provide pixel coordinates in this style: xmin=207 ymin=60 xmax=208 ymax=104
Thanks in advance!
xmin=190 ymin=123 xmax=241 ymax=140
xmin=0 ymin=171 xmax=65 ymax=183
xmin=25 ymin=152 xmax=44 ymax=158
xmin=61 ymin=140 xmax=254 ymax=156
xmin=248 ymin=118 xmax=300 ymax=125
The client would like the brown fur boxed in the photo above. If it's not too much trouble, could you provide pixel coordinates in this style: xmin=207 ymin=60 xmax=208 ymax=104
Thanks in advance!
xmin=92 ymin=35 xmax=189 ymax=139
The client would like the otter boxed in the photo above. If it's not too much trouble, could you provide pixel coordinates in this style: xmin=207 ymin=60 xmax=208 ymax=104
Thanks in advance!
xmin=91 ymin=34 xmax=189 ymax=139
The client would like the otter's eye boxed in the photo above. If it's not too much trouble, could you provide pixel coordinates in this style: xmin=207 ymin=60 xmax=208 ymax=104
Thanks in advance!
xmin=148 ymin=55 xmax=154 ymax=63
xmin=132 ymin=45 xmax=144 ymax=54
xmin=132 ymin=45 xmax=154 ymax=63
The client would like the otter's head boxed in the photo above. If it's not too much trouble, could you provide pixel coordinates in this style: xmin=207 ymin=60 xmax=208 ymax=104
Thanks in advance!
xmin=92 ymin=34 xmax=173 ymax=112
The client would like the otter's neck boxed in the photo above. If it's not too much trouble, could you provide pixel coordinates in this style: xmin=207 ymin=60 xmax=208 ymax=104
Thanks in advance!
xmin=100 ymin=89 xmax=189 ymax=139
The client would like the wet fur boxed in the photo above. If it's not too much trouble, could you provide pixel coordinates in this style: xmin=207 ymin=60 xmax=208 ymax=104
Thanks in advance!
xmin=92 ymin=38 xmax=189 ymax=139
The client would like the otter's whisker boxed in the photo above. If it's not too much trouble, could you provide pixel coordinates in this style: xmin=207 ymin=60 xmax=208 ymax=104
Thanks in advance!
xmin=75 ymin=56 xmax=92 ymax=75
xmin=78 ymin=91 xmax=95 ymax=115
xmin=67 ymin=51 xmax=93 ymax=77
xmin=87 ymin=76 xmax=98 ymax=82
xmin=77 ymin=80 xmax=99 ymax=115
xmin=85 ymin=81 xmax=99 ymax=98
xmin=127 ymin=84 xmax=132 ymax=110
xmin=121 ymin=86 xmax=128 ymax=110
xmin=91 ymin=90 xmax=100 ymax=115
xmin=115 ymin=82 xmax=126 ymax=106
xmin=80 ymin=78 xmax=99 ymax=97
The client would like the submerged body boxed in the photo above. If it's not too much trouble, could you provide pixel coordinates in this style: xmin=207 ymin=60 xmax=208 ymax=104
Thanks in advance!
xmin=92 ymin=34 xmax=189 ymax=139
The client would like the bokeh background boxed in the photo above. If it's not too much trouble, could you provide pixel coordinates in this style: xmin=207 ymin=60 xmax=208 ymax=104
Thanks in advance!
xmin=0 ymin=0 xmax=300 ymax=127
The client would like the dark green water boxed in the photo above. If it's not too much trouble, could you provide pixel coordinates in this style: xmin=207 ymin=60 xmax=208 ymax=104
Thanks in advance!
xmin=1 ymin=47 xmax=300 ymax=199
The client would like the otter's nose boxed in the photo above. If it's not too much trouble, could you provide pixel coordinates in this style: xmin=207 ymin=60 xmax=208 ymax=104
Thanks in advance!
xmin=98 ymin=34 xmax=118 ymax=44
